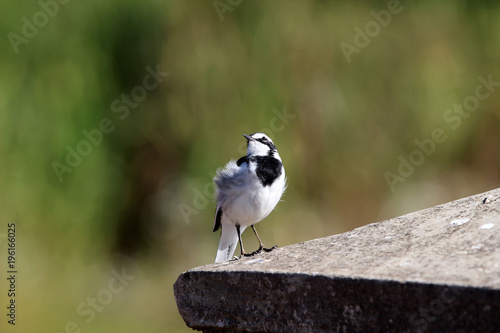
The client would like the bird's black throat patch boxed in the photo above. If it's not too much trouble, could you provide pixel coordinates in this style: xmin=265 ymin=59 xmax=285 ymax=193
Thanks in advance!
xmin=251 ymin=156 xmax=283 ymax=187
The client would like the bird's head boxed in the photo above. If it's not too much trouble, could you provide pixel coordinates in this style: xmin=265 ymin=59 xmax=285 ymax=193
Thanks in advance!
xmin=243 ymin=133 xmax=279 ymax=158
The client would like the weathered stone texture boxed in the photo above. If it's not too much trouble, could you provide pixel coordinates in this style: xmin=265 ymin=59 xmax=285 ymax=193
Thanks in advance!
xmin=174 ymin=188 xmax=500 ymax=332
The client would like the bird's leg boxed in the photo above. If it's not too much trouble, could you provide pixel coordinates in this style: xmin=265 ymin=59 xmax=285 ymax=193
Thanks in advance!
xmin=236 ymin=225 xmax=247 ymax=258
xmin=249 ymin=225 xmax=278 ymax=254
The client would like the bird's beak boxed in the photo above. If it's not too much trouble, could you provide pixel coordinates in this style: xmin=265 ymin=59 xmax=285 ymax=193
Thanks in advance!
xmin=243 ymin=134 xmax=255 ymax=141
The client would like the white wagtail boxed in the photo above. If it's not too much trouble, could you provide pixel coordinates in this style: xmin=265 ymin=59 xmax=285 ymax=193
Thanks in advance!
xmin=212 ymin=133 xmax=286 ymax=263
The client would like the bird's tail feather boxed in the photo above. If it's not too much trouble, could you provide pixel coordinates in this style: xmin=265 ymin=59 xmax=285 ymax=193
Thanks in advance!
xmin=215 ymin=224 xmax=243 ymax=263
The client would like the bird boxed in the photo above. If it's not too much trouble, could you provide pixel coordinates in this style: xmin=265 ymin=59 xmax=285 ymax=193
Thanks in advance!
xmin=212 ymin=133 xmax=286 ymax=263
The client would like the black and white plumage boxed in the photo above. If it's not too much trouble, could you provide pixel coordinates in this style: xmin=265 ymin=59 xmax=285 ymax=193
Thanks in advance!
xmin=212 ymin=133 xmax=286 ymax=263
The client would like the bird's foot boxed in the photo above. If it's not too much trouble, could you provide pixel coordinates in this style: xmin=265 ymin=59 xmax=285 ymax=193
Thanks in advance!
xmin=245 ymin=245 xmax=265 ymax=256
xmin=243 ymin=245 xmax=279 ymax=256
xmin=263 ymin=245 xmax=278 ymax=252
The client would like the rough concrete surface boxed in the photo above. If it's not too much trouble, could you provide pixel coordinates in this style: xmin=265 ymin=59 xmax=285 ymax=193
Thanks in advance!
xmin=174 ymin=188 xmax=500 ymax=332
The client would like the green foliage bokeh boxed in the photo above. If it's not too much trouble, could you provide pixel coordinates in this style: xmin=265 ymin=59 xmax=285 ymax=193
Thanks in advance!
xmin=0 ymin=0 xmax=499 ymax=331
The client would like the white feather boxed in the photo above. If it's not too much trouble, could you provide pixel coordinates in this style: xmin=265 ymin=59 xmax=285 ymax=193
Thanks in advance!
xmin=215 ymin=223 xmax=246 ymax=263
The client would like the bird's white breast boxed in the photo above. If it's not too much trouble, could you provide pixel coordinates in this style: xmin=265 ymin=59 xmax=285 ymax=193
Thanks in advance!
xmin=223 ymin=165 xmax=285 ymax=228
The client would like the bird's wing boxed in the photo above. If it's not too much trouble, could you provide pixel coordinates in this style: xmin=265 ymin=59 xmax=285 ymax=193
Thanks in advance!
xmin=213 ymin=159 xmax=251 ymax=201
xmin=212 ymin=160 xmax=242 ymax=233
xmin=212 ymin=158 xmax=255 ymax=222
xmin=236 ymin=156 xmax=248 ymax=166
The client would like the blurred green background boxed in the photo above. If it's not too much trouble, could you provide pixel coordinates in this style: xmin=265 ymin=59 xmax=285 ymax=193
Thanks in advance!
xmin=1 ymin=0 xmax=499 ymax=332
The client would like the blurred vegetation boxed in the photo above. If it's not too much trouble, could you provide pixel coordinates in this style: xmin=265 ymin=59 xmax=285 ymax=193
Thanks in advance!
xmin=0 ymin=0 xmax=499 ymax=332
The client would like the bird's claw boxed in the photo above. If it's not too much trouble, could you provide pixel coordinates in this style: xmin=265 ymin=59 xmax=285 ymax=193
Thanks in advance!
xmin=263 ymin=245 xmax=278 ymax=252
xmin=242 ymin=245 xmax=279 ymax=257
xmin=244 ymin=245 xmax=264 ymax=256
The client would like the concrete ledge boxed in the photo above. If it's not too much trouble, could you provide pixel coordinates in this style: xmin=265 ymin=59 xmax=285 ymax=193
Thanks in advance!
xmin=174 ymin=188 xmax=500 ymax=332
